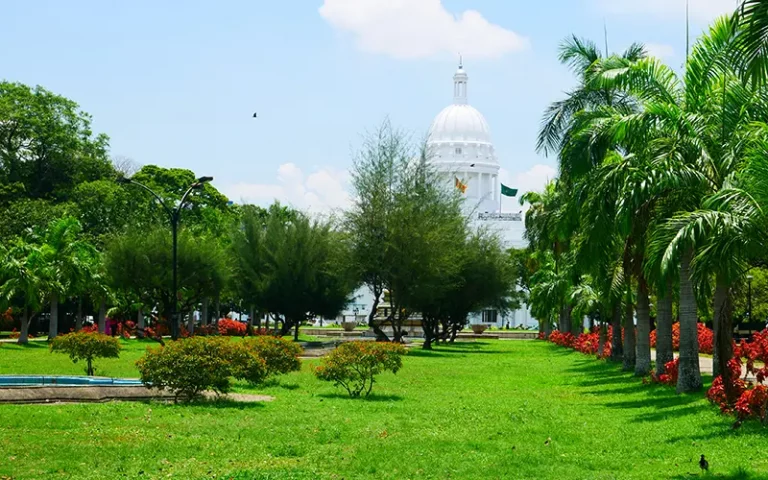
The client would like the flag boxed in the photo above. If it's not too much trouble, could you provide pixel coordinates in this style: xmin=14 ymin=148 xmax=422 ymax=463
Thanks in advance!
xmin=501 ymin=183 xmax=518 ymax=197
xmin=455 ymin=176 xmax=467 ymax=194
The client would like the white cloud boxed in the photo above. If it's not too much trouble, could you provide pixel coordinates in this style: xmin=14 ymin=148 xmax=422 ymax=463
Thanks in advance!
xmin=595 ymin=0 xmax=738 ymax=22
xmin=319 ymin=0 xmax=529 ymax=60
xmin=645 ymin=43 xmax=675 ymax=59
xmin=225 ymin=163 xmax=351 ymax=213
xmin=499 ymin=163 xmax=557 ymax=211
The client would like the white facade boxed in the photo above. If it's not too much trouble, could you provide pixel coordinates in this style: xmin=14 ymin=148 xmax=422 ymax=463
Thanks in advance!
xmin=427 ymin=63 xmax=535 ymax=329
xmin=427 ymin=64 xmax=501 ymax=215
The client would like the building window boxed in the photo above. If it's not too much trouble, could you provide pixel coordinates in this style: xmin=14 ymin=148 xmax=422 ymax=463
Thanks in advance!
xmin=482 ymin=309 xmax=498 ymax=324
xmin=455 ymin=147 xmax=462 ymax=155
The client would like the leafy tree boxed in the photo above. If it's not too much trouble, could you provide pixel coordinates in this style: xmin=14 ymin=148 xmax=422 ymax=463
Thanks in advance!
xmin=104 ymin=227 xmax=229 ymax=336
xmin=50 ymin=331 xmax=121 ymax=376
xmin=0 ymin=238 xmax=47 ymax=344
xmin=233 ymin=206 xmax=353 ymax=340
xmin=0 ymin=81 xmax=112 ymax=201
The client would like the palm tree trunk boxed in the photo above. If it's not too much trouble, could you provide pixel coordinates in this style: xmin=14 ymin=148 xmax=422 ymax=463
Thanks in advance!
xmin=635 ymin=277 xmax=651 ymax=376
xmin=76 ymin=297 xmax=83 ymax=331
xmin=598 ymin=321 xmax=607 ymax=357
xmin=137 ymin=307 xmax=145 ymax=339
xmin=544 ymin=314 xmax=552 ymax=336
xmin=713 ymin=275 xmax=734 ymax=380
xmin=622 ymin=288 xmax=636 ymax=371
xmin=570 ymin=307 xmax=581 ymax=336
xmin=249 ymin=305 xmax=255 ymax=334
xmin=610 ymin=302 xmax=623 ymax=362
xmin=215 ymin=297 xmax=221 ymax=325
xmin=677 ymin=248 xmax=702 ymax=393
xmin=48 ymin=292 xmax=59 ymax=340
xmin=97 ymin=299 xmax=106 ymax=334
xmin=655 ymin=278 xmax=674 ymax=377
xmin=18 ymin=307 xmax=30 ymax=345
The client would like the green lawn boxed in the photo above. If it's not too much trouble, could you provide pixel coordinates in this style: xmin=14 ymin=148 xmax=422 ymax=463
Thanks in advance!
xmin=0 ymin=340 xmax=766 ymax=479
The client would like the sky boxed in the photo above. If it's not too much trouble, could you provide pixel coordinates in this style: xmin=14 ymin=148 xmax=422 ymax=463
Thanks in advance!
xmin=1 ymin=0 xmax=743 ymax=213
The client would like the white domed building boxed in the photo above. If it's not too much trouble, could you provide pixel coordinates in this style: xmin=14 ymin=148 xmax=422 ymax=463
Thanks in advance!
xmin=426 ymin=63 xmax=502 ymax=215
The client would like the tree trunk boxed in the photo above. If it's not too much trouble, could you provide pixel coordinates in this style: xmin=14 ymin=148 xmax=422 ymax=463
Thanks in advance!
xmin=423 ymin=315 xmax=434 ymax=350
xmin=201 ymin=298 xmax=209 ymax=326
xmin=622 ymin=288 xmax=636 ymax=372
xmin=137 ymin=307 xmax=145 ymax=339
xmin=18 ymin=307 xmax=30 ymax=345
xmin=76 ymin=297 xmax=83 ymax=331
xmin=187 ymin=312 xmax=194 ymax=336
xmin=635 ymin=277 xmax=651 ymax=376
xmin=97 ymin=299 xmax=107 ymax=334
xmin=49 ymin=292 xmax=59 ymax=340
xmin=713 ymin=275 xmax=734 ymax=382
xmin=677 ymin=248 xmax=702 ymax=393
xmin=655 ymin=278 xmax=674 ymax=377
xmin=367 ymin=287 xmax=389 ymax=341
xmin=293 ymin=319 xmax=300 ymax=341
xmin=570 ymin=307 xmax=581 ymax=336
xmin=215 ymin=297 xmax=221 ymax=325
xmin=249 ymin=305 xmax=255 ymax=334
xmin=610 ymin=302 xmax=623 ymax=362
xmin=598 ymin=322 xmax=607 ymax=358
xmin=544 ymin=314 xmax=552 ymax=336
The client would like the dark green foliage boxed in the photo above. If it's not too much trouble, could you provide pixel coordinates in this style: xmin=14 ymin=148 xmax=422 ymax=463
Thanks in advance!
xmin=243 ymin=336 xmax=303 ymax=377
xmin=50 ymin=331 xmax=121 ymax=376
xmin=137 ymin=337 xmax=266 ymax=401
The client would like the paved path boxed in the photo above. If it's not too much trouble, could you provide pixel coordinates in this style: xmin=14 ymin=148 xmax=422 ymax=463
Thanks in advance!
xmin=650 ymin=349 xmax=760 ymax=382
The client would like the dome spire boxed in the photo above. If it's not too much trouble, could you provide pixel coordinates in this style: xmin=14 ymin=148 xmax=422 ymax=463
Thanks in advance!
xmin=453 ymin=59 xmax=468 ymax=105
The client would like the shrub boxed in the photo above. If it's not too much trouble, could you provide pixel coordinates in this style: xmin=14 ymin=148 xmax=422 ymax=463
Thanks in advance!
xmin=136 ymin=337 xmax=267 ymax=402
xmin=195 ymin=324 xmax=218 ymax=336
xmin=573 ymin=331 xmax=599 ymax=355
xmin=650 ymin=358 xmax=679 ymax=386
xmin=706 ymin=358 xmax=747 ymax=414
xmin=50 ymin=331 xmax=122 ymax=376
xmin=650 ymin=323 xmax=713 ymax=354
xmin=315 ymin=341 xmax=405 ymax=397
xmin=548 ymin=330 xmax=575 ymax=348
xmin=243 ymin=336 xmax=302 ymax=377
xmin=218 ymin=318 xmax=247 ymax=336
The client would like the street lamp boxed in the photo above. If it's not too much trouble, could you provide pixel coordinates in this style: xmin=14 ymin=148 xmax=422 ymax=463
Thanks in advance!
xmin=117 ymin=175 xmax=213 ymax=339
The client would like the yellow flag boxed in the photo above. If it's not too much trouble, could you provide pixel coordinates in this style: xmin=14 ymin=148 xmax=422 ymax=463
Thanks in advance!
xmin=454 ymin=176 xmax=467 ymax=194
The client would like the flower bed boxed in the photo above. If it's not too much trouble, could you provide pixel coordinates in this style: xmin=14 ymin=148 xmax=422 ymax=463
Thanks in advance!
xmin=649 ymin=323 xmax=713 ymax=355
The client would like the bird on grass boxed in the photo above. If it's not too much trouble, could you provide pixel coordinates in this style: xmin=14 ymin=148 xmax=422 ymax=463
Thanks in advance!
xmin=699 ymin=454 xmax=709 ymax=473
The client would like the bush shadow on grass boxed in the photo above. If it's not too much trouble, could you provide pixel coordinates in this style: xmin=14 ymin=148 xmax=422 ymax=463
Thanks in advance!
xmin=317 ymin=392 xmax=404 ymax=402
xmin=670 ymin=466 xmax=768 ymax=479
xmin=666 ymin=418 xmax=768 ymax=444
xmin=157 ymin=396 xmax=269 ymax=409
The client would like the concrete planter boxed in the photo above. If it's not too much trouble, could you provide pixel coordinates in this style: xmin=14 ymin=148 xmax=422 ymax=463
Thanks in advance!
xmin=341 ymin=322 xmax=357 ymax=332
xmin=471 ymin=324 xmax=488 ymax=334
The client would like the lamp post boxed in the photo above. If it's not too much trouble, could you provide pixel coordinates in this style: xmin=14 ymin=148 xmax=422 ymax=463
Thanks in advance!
xmin=117 ymin=175 xmax=213 ymax=339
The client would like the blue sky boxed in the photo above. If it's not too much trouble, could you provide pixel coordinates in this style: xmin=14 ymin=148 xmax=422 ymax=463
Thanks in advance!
xmin=1 ymin=0 xmax=739 ymax=212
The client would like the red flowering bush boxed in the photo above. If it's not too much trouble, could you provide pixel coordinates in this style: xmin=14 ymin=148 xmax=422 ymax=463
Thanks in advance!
xmin=315 ymin=341 xmax=406 ymax=397
xmin=195 ymin=324 xmax=218 ymax=336
xmin=734 ymin=385 xmax=768 ymax=424
xmin=217 ymin=319 xmax=247 ymax=336
xmin=706 ymin=358 xmax=747 ymax=413
xmin=574 ymin=331 xmax=600 ymax=355
xmin=735 ymin=329 xmax=768 ymax=382
xmin=548 ymin=330 xmax=575 ymax=348
xmin=650 ymin=323 xmax=713 ymax=354
xmin=650 ymin=358 xmax=679 ymax=386
xmin=537 ymin=331 xmax=547 ymax=340
xmin=81 ymin=324 xmax=98 ymax=334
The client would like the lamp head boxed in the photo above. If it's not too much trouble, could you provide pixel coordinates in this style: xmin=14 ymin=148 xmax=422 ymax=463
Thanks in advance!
xmin=197 ymin=176 xmax=214 ymax=183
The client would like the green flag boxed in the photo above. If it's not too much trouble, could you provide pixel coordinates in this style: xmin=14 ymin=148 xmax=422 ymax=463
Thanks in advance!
xmin=501 ymin=184 xmax=518 ymax=197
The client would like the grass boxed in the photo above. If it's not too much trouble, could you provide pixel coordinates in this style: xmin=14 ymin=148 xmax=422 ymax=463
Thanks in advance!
xmin=1 ymin=340 xmax=768 ymax=479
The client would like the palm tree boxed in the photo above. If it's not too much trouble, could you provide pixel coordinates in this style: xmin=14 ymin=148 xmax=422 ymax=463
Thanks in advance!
xmin=594 ymin=16 xmax=766 ymax=390
xmin=0 ymin=239 xmax=46 ymax=344
xmin=38 ymin=217 xmax=98 ymax=339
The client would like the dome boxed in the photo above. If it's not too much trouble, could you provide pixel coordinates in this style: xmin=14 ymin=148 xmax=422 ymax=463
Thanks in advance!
xmin=428 ymin=104 xmax=492 ymax=145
